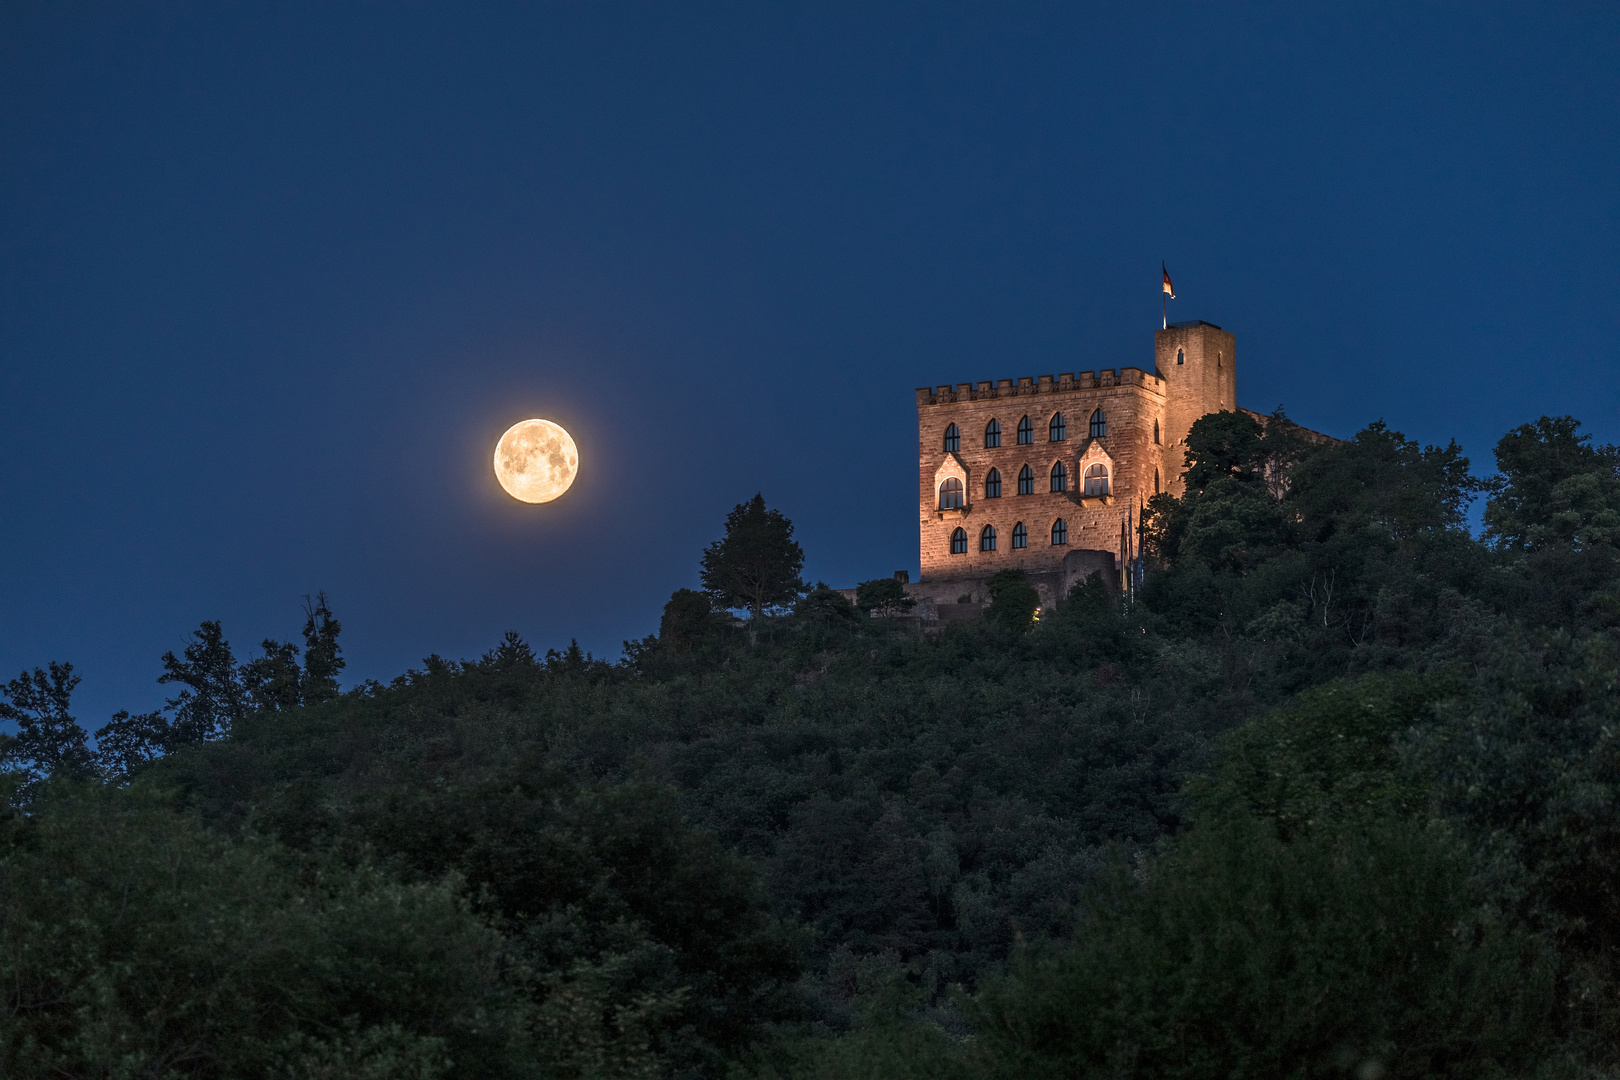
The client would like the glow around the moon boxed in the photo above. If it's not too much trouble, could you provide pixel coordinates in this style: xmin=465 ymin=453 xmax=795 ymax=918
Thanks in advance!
xmin=493 ymin=419 xmax=579 ymax=504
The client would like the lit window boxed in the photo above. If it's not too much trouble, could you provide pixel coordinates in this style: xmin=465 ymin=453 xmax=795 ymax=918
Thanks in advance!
xmin=980 ymin=525 xmax=996 ymax=552
xmin=1050 ymin=462 xmax=1067 ymax=493
xmin=1177 ymin=348 xmax=1184 ymax=366
xmin=1051 ymin=518 xmax=1068 ymax=545
xmin=1017 ymin=465 xmax=1034 ymax=495
xmin=939 ymin=477 xmax=964 ymax=510
xmin=943 ymin=423 xmax=960 ymax=453
xmin=1049 ymin=412 xmax=1066 ymax=442
xmin=1084 ymin=463 xmax=1110 ymax=497
xmin=950 ymin=527 xmax=968 ymax=555
xmin=1017 ymin=415 xmax=1033 ymax=445
xmin=984 ymin=419 xmax=1001 ymax=448
xmin=1089 ymin=409 xmax=1107 ymax=438
xmin=1012 ymin=522 xmax=1027 ymax=549
xmin=985 ymin=468 xmax=1002 ymax=498
xmin=1154 ymin=418 xmax=1160 ymax=445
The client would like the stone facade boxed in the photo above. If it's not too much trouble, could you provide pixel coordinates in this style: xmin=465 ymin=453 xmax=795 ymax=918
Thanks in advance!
xmin=913 ymin=321 xmax=1236 ymax=612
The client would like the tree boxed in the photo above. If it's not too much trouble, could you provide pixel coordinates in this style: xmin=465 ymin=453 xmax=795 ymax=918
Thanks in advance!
xmin=661 ymin=588 xmax=724 ymax=651
xmin=700 ymin=494 xmax=805 ymax=640
xmin=300 ymin=591 xmax=345 ymax=704
xmin=239 ymin=638 xmax=303 ymax=713
xmin=93 ymin=709 xmax=170 ymax=780
xmin=1181 ymin=409 xmax=1267 ymax=491
xmin=796 ymin=582 xmax=861 ymax=627
xmin=0 ymin=662 xmax=94 ymax=792
xmin=1484 ymin=416 xmax=1620 ymax=552
xmin=159 ymin=620 xmax=247 ymax=746
xmin=855 ymin=578 xmax=916 ymax=621
xmin=985 ymin=570 xmax=1040 ymax=631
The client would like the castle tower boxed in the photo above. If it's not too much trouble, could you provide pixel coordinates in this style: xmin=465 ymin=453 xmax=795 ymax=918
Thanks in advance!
xmin=1155 ymin=321 xmax=1236 ymax=497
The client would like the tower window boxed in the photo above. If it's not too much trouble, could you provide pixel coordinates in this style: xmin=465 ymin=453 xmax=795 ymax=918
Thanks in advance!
xmin=1017 ymin=465 xmax=1035 ymax=496
xmin=1155 ymin=467 xmax=1160 ymax=493
xmin=1012 ymin=522 xmax=1027 ymax=549
xmin=1084 ymin=463 xmax=1110 ymax=497
xmin=1049 ymin=412 xmax=1066 ymax=442
xmin=985 ymin=467 xmax=1002 ymax=498
xmin=1089 ymin=409 xmax=1107 ymax=438
xmin=1154 ymin=419 xmax=1160 ymax=445
xmin=1017 ymin=415 xmax=1033 ymax=445
xmin=950 ymin=527 xmax=967 ymax=555
xmin=984 ymin=419 xmax=1001 ymax=448
xmin=1177 ymin=348 xmax=1184 ymax=366
xmin=943 ymin=423 xmax=959 ymax=453
xmin=938 ymin=477 xmax=964 ymax=510
xmin=1051 ymin=518 xmax=1068 ymax=545
xmin=1050 ymin=462 xmax=1067 ymax=493
xmin=980 ymin=525 xmax=997 ymax=552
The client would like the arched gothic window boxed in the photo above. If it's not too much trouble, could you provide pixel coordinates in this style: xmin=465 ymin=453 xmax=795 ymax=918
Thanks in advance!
xmin=950 ymin=527 xmax=968 ymax=554
xmin=1017 ymin=415 xmax=1033 ymax=445
xmin=984 ymin=468 xmax=1002 ymax=498
xmin=984 ymin=419 xmax=1001 ymax=448
xmin=1051 ymin=518 xmax=1068 ymax=545
xmin=1017 ymin=465 xmax=1035 ymax=495
xmin=1154 ymin=418 xmax=1160 ymax=445
xmin=1050 ymin=462 xmax=1067 ymax=493
xmin=943 ymin=423 xmax=960 ymax=453
xmin=980 ymin=524 xmax=997 ymax=552
xmin=1049 ymin=412 xmax=1066 ymax=442
xmin=1011 ymin=522 xmax=1028 ymax=549
xmin=1177 ymin=348 xmax=1184 ymax=366
xmin=1089 ymin=409 xmax=1107 ymax=438
xmin=1083 ymin=463 xmax=1110 ymax=497
xmin=939 ymin=477 xmax=964 ymax=510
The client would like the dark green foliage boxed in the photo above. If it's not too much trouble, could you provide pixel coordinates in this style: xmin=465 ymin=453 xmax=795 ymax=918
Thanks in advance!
xmin=967 ymin=817 xmax=1555 ymax=1079
xmin=1180 ymin=408 xmax=1267 ymax=490
xmin=0 ymin=662 xmax=94 ymax=790
xmin=159 ymin=619 xmax=249 ymax=745
xmin=240 ymin=637 xmax=304 ymax=712
xmin=854 ymin=578 xmax=915 ymax=619
xmin=1193 ymin=672 xmax=1446 ymax=838
xmin=700 ymin=494 xmax=805 ymax=628
xmin=300 ymin=590 xmax=346 ymax=704
xmin=1485 ymin=415 xmax=1620 ymax=552
xmin=93 ymin=707 xmax=170 ymax=778
xmin=0 ymin=785 xmax=533 ymax=1079
xmin=984 ymin=569 xmax=1039 ymax=629
xmin=796 ymin=582 xmax=861 ymax=625
xmin=662 ymin=587 xmax=725 ymax=650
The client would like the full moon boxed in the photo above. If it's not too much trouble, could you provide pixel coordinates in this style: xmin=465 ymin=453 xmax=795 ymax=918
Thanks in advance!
xmin=493 ymin=419 xmax=579 ymax=504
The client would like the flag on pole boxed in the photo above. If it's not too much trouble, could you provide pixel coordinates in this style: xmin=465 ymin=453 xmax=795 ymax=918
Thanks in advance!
xmin=1162 ymin=263 xmax=1175 ymax=298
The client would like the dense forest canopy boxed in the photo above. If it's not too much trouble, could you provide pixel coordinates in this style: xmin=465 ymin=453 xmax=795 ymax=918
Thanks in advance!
xmin=7 ymin=411 xmax=1620 ymax=1077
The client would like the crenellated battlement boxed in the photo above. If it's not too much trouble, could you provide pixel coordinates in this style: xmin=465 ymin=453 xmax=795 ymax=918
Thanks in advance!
xmin=915 ymin=366 xmax=1164 ymax=407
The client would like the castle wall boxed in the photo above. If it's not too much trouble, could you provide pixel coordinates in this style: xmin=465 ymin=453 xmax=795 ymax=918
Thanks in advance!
xmin=915 ymin=321 xmax=1238 ymax=599
xmin=916 ymin=368 xmax=1167 ymax=586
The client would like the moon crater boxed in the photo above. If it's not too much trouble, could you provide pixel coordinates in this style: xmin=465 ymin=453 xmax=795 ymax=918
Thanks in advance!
xmin=494 ymin=419 xmax=578 ymax=504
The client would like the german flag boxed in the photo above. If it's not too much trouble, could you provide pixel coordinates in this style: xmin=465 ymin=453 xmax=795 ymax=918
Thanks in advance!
xmin=1162 ymin=263 xmax=1175 ymax=298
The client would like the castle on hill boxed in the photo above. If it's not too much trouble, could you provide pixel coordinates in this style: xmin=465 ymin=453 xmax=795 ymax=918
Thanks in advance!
xmin=908 ymin=320 xmax=1244 ymax=618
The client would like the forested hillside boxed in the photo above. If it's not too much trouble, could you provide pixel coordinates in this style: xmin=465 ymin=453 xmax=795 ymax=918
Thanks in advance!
xmin=7 ymin=412 xmax=1620 ymax=1078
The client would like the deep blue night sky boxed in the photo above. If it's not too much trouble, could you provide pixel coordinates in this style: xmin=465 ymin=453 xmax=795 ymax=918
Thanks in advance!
xmin=2 ymin=4 xmax=1616 ymax=724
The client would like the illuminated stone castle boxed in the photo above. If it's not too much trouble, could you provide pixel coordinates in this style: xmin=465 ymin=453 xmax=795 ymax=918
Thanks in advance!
xmin=912 ymin=320 xmax=1239 ymax=615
